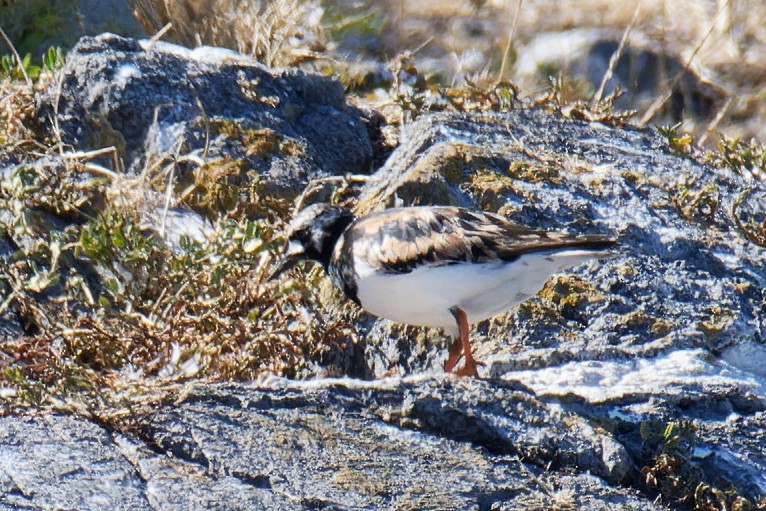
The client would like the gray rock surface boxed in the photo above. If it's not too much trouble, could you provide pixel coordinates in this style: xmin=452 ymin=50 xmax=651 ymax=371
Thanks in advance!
xmin=0 ymin=412 xmax=298 ymax=510
xmin=38 ymin=34 xmax=373 ymax=197
xmin=324 ymin=110 xmax=766 ymax=502
xmin=1 ymin=380 xmax=662 ymax=511
xmin=0 ymin=414 xmax=149 ymax=510
xmin=514 ymin=28 xmax=727 ymax=120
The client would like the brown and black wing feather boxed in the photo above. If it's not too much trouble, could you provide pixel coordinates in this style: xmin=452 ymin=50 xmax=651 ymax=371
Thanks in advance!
xmin=338 ymin=206 xmax=615 ymax=275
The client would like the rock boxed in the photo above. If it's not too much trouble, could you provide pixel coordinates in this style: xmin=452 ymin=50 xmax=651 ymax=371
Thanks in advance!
xmin=333 ymin=109 xmax=766 ymax=501
xmin=37 ymin=34 xmax=374 ymax=198
xmin=514 ymin=28 xmax=728 ymax=121
xmin=696 ymin=411 xmax=766 ymax=499
xmin=0 ymin=413 xmax=297 ymax=510
xmin=0 ymin=380 xmax=662 ymax=510
xmin=146 ymin=379 xmax=633 ymax=484
xmin=353 ymin=110 xmax=765 ymax=379
xmin=0 ymin=414 xmax=149 ymax=510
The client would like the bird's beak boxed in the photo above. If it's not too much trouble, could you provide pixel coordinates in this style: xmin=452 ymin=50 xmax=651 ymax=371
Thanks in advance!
xmin=268 ymin=241 xmax=304 ymax=280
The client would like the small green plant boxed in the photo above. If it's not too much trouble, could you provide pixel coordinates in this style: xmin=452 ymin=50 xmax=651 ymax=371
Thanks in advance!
xmin=640 ymin=419 xmax=700 ymax=507
xmin=706 ymin=137 xmax=766 ymax=181
xmin=0 ymin=46 xmax=60 ymax=81
xmin=42 ymin=46 xmax=63 ymax=72
xmin=671 ymin=174 xmax=719 ymax=223
xmin=0 ymin=52 xmax=40 ymax=80
xmin=387 ymin=53 xmax=522 ymax=125
xmin=639 ymin=420 xmax=759 ymax=510
xmin=0 ymin=46 xmax=62 ymax=144
xmin=702 ymin=137 xmax=766 ymax=247
xmin=442 ymin=76 xmax=519 ymax=113
xmin=3 ymin=367 xmax=47 ymax=407
xmin=528 ymin=75 xmax=636 ymax=126
xmin=731 ymin=187 xmax=766 ymax=248
xmin=0 ymin=47 xmax=62 ymax=80
xmin=657 ymin=123 xmax=693 ymax=155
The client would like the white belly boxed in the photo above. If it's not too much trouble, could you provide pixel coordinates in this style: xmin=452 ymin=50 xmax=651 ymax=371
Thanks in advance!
xmin=354 ymin=250 xmax=602 ymax=331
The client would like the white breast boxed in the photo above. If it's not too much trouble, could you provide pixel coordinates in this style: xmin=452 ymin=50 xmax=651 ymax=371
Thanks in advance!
xmin=354 ymin=250 xmax=604 ymax=332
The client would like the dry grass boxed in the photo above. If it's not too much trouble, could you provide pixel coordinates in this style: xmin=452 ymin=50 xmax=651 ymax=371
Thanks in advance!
xmin=0 ymin=146 xmax=362 ymax=413
xmin=128 ymin=0 xmax=326 ymax=66
xmin=119 ymin=0 xmax=766 ymax=145
xmin=0 ymin=64 xmax=362 ymax=415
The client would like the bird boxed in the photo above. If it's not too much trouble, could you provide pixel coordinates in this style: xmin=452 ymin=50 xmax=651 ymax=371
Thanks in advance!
xmin=270 ymin=203 xmax=616 ymax=377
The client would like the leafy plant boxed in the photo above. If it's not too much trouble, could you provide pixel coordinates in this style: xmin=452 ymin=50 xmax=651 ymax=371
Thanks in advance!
xmin=671 ymin=174 xmax=719 ymax=223
xmin=639 ymin=420 xmax=759 ymax=510
xmin=42 ymin=46 xmax=63 ymax=72
xmin=706 ymin=137 xmax=766 ymax=181
xmin=532 ymin=75 xmax=636 ymax=126
xmin=0 ymin=45 xmax=63 ymax=145
xmin=0 ymin=52 xmax=41 ymax=80
xmin=657 ymin=123 xmax=693 ymax=155
xmin=0 ymin=46 xmax=58 ymax=80
xmin=731 ymin=187 xmax=766 ymax=248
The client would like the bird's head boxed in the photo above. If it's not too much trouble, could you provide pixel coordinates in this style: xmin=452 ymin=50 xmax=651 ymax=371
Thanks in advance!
xmin=270 ymin=203 xmax=355 ymax=279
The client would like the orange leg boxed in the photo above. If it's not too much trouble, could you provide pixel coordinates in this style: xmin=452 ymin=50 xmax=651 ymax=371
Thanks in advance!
xmin=443 ymin=336 xmax=463 ymax=373
xmin=448 ymin=307 xmax=480 ymax=378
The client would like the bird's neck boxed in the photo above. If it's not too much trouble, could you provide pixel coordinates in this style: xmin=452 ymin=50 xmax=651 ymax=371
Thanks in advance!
xmin=317 ymin=212 xmax=355 ymax=270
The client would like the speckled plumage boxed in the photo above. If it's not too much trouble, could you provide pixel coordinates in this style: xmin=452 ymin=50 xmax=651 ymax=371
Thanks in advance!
xmin=273 ymin=203 xmax=616 ymax=377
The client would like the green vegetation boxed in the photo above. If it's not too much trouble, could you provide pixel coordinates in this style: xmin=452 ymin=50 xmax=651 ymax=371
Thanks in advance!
xmin=0 ymin=51 xmax=359 ymax=417
xmin=0 ymin=0 xmax=74 ymax=56
xmin=639 ymin=420 xmax=763 ymax=511
xmin=0 ymin=153 xmax=360 ymax=414
xmin=0 ymin=46 xmax=61 ymax=80
xmin=658 ymin=123 xmax=694 ymax=155
xmin=707 ymin=137 xmax=766 ymax=181
xmin=671 ymin=174 xmax=720 ymax=224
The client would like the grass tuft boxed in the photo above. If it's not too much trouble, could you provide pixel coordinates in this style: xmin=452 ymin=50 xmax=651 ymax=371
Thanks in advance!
xmin=129 ymin=0 xmax=326 ymax=67
xmin=638 ymin=420 xmax=763 ymax=511
xmin=0 ymin=49 xmax=361 ymax=417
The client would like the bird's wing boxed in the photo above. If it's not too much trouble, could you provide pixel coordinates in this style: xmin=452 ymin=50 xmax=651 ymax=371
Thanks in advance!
xmin=340 ymin=207 xmax=614 ymax=274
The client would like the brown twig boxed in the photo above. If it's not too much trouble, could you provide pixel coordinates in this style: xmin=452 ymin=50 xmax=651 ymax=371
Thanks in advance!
xmin=498 ymin=0 xmax=523 ymax=83
xmin=638 ymin=0 xmax=731 ymax=127
xmin=591 ymin=3 xmax=640 ymax=108
xmin=0 ymin=25 xmax=32 ymax=87
xmin=698 ymin=96 xmax=733 ymax=146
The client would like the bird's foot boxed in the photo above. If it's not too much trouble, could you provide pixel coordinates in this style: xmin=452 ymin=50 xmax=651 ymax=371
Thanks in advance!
xmin=453 ymin=358 xmax=484 ymax=378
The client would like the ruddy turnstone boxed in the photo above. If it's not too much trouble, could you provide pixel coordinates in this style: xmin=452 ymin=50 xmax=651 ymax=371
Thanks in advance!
xmin=271 ymin=204 xmax=615 ymax=377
